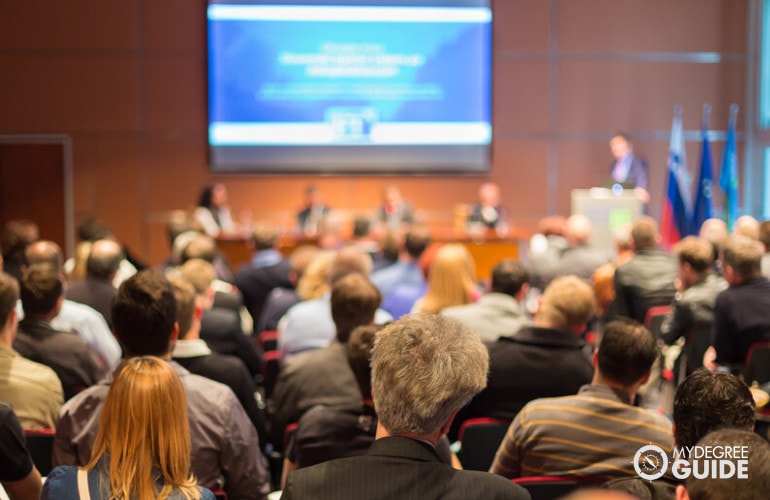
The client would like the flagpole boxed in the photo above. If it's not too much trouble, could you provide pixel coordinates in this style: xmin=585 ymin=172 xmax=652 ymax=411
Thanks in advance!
xmin=702 ymin=103 xmax=711 ymax=131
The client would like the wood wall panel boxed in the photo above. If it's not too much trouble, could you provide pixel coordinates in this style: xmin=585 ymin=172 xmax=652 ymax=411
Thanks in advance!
xmin=0 ymin=1 xmax=751 ymax=266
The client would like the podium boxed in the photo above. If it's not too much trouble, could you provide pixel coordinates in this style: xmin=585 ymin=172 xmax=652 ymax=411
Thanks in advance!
xmin=571 ymin=188 xmax=643 ymax=255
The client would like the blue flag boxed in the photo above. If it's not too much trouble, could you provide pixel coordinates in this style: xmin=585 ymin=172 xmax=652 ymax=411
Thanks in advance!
xmin=719 ymin=105 xmax=739 ymax=231
xmin=692 ymin=122 xmax=714 ymax=234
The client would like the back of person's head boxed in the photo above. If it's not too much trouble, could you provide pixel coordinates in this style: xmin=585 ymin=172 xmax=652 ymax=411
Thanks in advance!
xmin=86 ymin=239 xmax=123 ymax=279
xmin=167 ymin=275 xmax=197 ymax=340
xmin=759 ymin=220 xmax=770 ymax=251
xmin=328 ymin=246 xmax=373 ymax=284
xmin=330 ymin=273 xmax=382 ymax=342
xmin=404 ymin=225 xmax=431 ymax=260
xmin=733 ymin=215 xmax=760 ymax=240
xmin=592 ymin=262 xmax=616 ymax=316
xmin=378 ymin=229 xmax=402 ymax=263
xmin=699 ymin=218 xmax=728 ymax=262
xmin=198 ymin=184 xmax=215 ymax=208
xmin=352 ymin=217 xmax=371 ymax=239
xmin=372 ymin=314 xmax=488 ymax=436
xmin=2 ymin=219 xmax=39 ymax=260
xmin=178 ymin=258 xmax=216 ymax=296
xmin=347 ymin=324 xmax=383 ymax=401
xmin=597 ymin=318 xmax=657 ymax=387
xmin=672 ymin=369 xmax=755 ymax=451
xmin=180 ymin=234 xmax=217 ymax=264
xmin=565 ymin=214 xmax=593 ymax=245
xmin=538 ymin=275 xmax=595 ymax=331
xmin=0 ymin=272 xmax=19 ymax=328
xmin=87 ymin=356 xmax=198 ymax=499
xmin=77 ymin=218 xmax=112 ymax=243
xmin=631 ymin=216 xmax=659 ymax=251
xmin=721 ymin=235 xmax=764 ymax=281
xmin=490 ymin=259 xmax=529 ymax=297
xmin=674 ymin=236 xmax=714 ymax=274
xmin=681 ymin=429 xmax=770 ymax=500
xmin=296 ymin=250 xmax=335 ymax=301
xmin=166 ymin=210 xmax=194 ymax=248
xmin=23 ymin=240 xmax=63 ymax=271
xmin=251 ymin=224 xmax=277 ymax=250
xmin=536 ymin=215 xmax=567 ymax=237
xmin=288 ymin=245 xmax=320 ymax=280
xmin=112 ymin=271 xmax=177 ymax=357
xmin=421 ymin=244 xmax=476 ymax=313
xmin=19 ymin=264 xmax=62 ymax=316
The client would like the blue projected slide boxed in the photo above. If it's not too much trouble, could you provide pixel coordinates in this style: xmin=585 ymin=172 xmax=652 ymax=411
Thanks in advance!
xmin=207 ymin=2 xmax=492 ymax=173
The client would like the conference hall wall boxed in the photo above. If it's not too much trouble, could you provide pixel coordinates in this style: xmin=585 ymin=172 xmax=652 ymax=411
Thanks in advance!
xmin=0 ymin=0 xmax=746 ymax=266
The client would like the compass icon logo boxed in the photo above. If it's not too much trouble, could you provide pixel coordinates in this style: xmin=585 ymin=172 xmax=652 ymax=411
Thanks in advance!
xmin=633 ymin=444 xmax=669 ymax=481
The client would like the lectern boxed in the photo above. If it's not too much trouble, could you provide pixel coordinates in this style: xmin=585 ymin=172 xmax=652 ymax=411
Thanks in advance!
xmin=571 ymin=188 xmax=643 ymax=255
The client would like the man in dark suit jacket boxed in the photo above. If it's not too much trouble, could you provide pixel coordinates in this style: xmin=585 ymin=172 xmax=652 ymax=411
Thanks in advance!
xmin=282 ymin=314 xmax=530 ymax=500
xmin=65 ymin=238 xmax=121 ymax=326
xmin=609 ymin=132 xmax=650 ymax=204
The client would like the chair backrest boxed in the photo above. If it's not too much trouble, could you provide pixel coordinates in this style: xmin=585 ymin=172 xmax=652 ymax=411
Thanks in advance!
xmin=685 ymin=323 xmax=713 ymax=375
xmin=644 ymin=305 xmax=671 ymax=338
xmin=455 ymin=417 xmax=510 ymax=472
xmin=24 ymin=428 xmax=55 ymax=476
xmin=513 ymin=476 xmax=604 ymax=500
xmin=744 ymin=341 xmax=770 ymax=385
xmin=261 ymin=350 xmax=282 ymax=399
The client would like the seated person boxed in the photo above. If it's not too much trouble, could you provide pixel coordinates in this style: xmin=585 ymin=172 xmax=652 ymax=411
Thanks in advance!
xmin=193 ymin=183 xmax=236 ymax=237
xmin=490 ymin=318 xmax=673 ymax=480
xmin=377 ymin=185 xmax=414 ymax=230
xmin=282 ymin=314 xmax=530 ymax=499
xmin=296 ymin=185 xmax=329 ymax=236
xmin=0 ymin=402 xmax=43 ymax=500
xmin=467 ymin=182 xmax=508 ymax=231
xmin=43 ymin=357 xmax=215 ymax=499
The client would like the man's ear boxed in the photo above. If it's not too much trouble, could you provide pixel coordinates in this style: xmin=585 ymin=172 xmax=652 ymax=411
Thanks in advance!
xmin=170 ymin=322 xmax=180 ymax=343
xmin=675 ymin=484 xmax=690 ymax=500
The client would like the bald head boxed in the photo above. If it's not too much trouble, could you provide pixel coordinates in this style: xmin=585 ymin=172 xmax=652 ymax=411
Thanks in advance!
xmin=86 ymin=239 xmax=123 ymax=279
xmin=566 ymin=214 xmax=592 ymax=245
xmin=479 ymin=182 xmax=501 ymax=207
xmin=24 ymin=240 xmax=64 ymax=272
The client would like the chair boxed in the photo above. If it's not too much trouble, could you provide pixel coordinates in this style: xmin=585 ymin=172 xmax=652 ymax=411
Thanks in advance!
xmin=454 ymin=418 xmax=510 ymax=472
xmin=211 ymin=489 xmax=228 ymax=500
xmin=258 ymin=330 xmax=279 ymax=352
xmin=644 ymin=305 xmax=671 ymax=338
xmin=24 ymin=428 xmax=55 ymax=476
xmin=513 ymin=476 xmax=604 ymax=500
xmin=261 ymin=350 xmax=282 ymax=399
xmin=744 ymin=341 xmax=770 ymax=385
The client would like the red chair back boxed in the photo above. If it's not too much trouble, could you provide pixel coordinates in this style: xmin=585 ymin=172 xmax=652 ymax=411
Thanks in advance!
xmin=455 ymin=417 xmax=510 ymax=472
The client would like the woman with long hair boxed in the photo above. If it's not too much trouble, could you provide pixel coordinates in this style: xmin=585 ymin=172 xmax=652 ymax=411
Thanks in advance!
xmin=42 ymin=357 xmax=214 ymax=499
xmin=193 ymin=183 xmax=236 ymax=237
xmin=412 ymin=243 xmax=479 ymax=314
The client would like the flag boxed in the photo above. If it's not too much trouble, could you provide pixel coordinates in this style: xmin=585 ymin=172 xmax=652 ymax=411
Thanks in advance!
xmin=719 ymin=105 xmax=739 ymax=231
xmin=692 ymin=113 xmax=714 ymax=235
xmin=661 ymin=106 xmax=693 ymax=249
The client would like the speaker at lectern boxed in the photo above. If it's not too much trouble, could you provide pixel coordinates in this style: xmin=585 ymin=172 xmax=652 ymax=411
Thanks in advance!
xmin=571 ymin=187 xmax=643 ymax=255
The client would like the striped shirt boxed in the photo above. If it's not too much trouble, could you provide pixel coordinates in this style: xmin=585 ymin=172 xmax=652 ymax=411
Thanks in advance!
xmin=490 ymin=384 xmax=673 ymax=480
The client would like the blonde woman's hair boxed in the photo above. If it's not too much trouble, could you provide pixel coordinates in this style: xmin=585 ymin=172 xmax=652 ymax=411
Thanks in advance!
xmin=416 ymin=244 xmax=476 ymax=313
xmin=296 ymin=250 xmax=335 ymax=301
xmin=67 ymin=240 xmax=93 ymax=282
xmin=86 ymin=356 xmax=200 ymax=500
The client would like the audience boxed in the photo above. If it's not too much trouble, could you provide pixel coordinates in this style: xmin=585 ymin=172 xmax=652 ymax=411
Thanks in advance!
xmin=452 ymin=275 xmax=594 ymax=438
xmin=168 ymin=273 xmax=267 ymax=447
xmin=660 ymin=236 xmax=727 ymax=375
xmin=43 ymin=357 xmax=216 ymax=499
xmin=549 ymin=214 xmax=611 ymax=283
xmin=370 ymin=224 xmax=430 ymax=298
xmin=243 ymin=224 xmax=282 ymax=271
xmin=255 ymin=245 xmax=322 ymax=334
xmin=281 ymin=313 xmax=530 ymax=499
xmin=1 ymin=219 xmax=39 ymax=283
xmin=609 ymin=216 xmax=677 ymax=323
xmin=0 ymin=271 xmax=62 ymax=429
xmin=180 ymin=258 xmax=261 ymax=376
xmin=705 ymin=235 xmax=770 ymax=370
xmin=676 ymin=429 xmax=770 ymax=500
xmin=278 ymin=246 xmax=391 ymax=361
xmin=22 ymin=240 xmax=121 ymax=371
xmin=14 ymin=264 xmax=103 ymax=400
xmin=732 ymin=214 xmax=760 ymax=240
xmin=442 ymin=258 xmax=531 ymax=342
xmin=604 ymin=369 xmax=755 ymax=498
xmin=698 ymin=217 xmax=728 ymax=271
xmin=412 ymin=243 xmax=479 ymax=313
xmin=760 ymin=219 xmax=770 ymax=277
xmin=53 ymin=270 xmax=271 ymax=500
xmin=0 ymin=402 xmax=43 ymax=500
xmin=65 ymin=238 xmax=122 ymax=326
xmin=490 ymin=318 xmax=673 ymax=480
xmin=271 ymin=273 xmax=382 ymax=450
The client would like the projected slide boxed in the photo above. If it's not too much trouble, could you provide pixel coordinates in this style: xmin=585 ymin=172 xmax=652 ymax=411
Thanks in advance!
xmin=207 ymin=2 xmax=492 ymax=173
